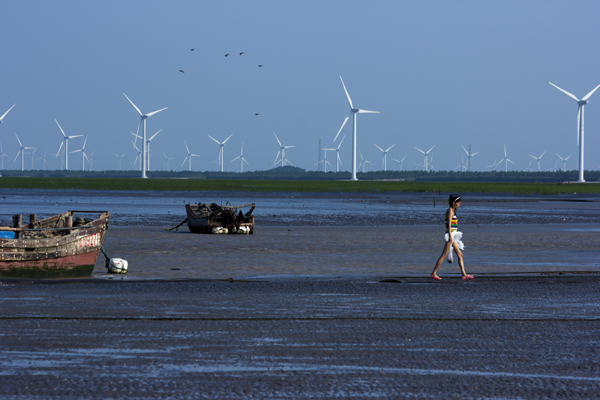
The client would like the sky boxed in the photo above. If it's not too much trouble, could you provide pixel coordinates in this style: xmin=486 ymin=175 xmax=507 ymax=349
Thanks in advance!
xmin=1 ymin=0 xmax=600 ymax=174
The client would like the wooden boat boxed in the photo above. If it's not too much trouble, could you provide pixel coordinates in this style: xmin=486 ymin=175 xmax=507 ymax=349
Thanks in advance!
xmin=0 ymin=211 xmax=110 ymax=278
xmin=185 ymin=203 xmax=255 ymax=234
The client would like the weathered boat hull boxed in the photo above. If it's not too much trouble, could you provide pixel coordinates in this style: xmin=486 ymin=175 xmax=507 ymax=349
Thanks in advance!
xmin=0 ymin=211 xmax=110 ymax=278
xmin=185 ymin=203 xmax=255 ymax=234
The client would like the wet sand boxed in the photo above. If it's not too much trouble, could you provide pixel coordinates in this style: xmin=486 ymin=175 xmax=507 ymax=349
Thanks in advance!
xmin=94 ymin=224 xmax=600 ymax=279
xmin=1 ymin=276 xmax=599 ymax=398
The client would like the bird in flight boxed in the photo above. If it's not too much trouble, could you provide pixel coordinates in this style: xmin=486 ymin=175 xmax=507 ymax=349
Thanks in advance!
xmin=255 ymin=113 xmax=260 ymax=116
xmin=239 ymin=52 xmax=245 ymax=55
xmin=190 ymin=49 xmax=194 ymax=51
xmin=225 ymin=53 xmax=229 ymax=57
xmin=179 ymin=70 xmax=185 ymax=73
xmin=258 ymin=65 xmax=263 ymax=67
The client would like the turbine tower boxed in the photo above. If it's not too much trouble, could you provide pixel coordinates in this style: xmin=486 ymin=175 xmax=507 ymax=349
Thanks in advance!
xmin=70 ymin=136 xmax=89 ymax=171
xmin=55 ymin=119 xmax=82 ymax=170
xmin=14 ymin=133 xmax=35 ymax=171
xmin=528 ymin=150 xmax=547 ymax=172
xmin=113 ymin=152 xmax=126 ymax=171
xmin=556 ymin=153 xmax=572 ymax=172
xmin=321 ymin=147 xmax=336 ymax=173
xmin=500 ymin=144 xmax=514 ymax=172
xmin=0 ymin=141 xmax=10 ymax=170
xmin=461 ymin=145 xmax=480 ymax=172
xmin=0 ymin=104 xmax=16 ymax=124
xmin=549 ymin=82 xmax=600 ymax=182
xmin=333 ymin=76 xmax=380 ymax=181
xmin=123 ymin=93 xmax=167 ymax=179
xmin=208 ymin=134 xmax=233 ymax=172
xmin=273 ymin=132 xmax=294 ymax=167
xmin=231 ymin=143 xmax=249 ymax=173
xmin=373 ymin=143 xmax=395 ymax=171
xmin=414 ymin=145 xmax=435 ymax=172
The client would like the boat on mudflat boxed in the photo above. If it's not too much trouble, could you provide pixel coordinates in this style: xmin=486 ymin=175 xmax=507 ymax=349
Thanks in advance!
xmin=0 ymin=210 xmax=110 ymax=278
xmin=185 ymin=203 xmax=255 ymax=234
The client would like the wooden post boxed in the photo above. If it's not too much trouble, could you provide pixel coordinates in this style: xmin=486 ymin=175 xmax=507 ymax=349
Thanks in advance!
xmin=29 ymin=214 xmax=37 ymax=229
xmin=12 ymin=214 xmax=22 ymax=239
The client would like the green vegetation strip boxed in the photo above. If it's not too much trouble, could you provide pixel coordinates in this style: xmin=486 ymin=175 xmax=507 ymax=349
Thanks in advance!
xmin=0 ymin=178 xmax=598 ymax=194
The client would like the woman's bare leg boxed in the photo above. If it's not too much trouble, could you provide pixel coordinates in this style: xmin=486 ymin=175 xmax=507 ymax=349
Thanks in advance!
xmin=431 ymin=241 xmax=451 ymax=277
xmin=452 ymin=242 xmax=469 ymax=277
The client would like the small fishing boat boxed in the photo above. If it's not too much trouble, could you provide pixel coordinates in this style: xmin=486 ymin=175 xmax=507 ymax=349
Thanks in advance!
xmin=0 ymin=210 xmax=110 ymax=278
xmin=184 ymin=202 xmax=255 ymax=234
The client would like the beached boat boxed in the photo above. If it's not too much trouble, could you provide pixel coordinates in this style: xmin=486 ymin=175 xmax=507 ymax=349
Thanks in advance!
xmin=0 ymin=210 xmax=110 ymax=278
xmin=185 ymin=203 xmax=255 ymax=234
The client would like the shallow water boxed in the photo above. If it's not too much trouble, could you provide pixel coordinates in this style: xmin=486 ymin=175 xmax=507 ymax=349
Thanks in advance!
xmin=1 ymin=188 xmax=599 ymax=279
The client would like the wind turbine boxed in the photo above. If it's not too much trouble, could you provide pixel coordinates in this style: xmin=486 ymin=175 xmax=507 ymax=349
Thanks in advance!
xmin=499 ymin=144 xmax=514 ymax=172
xmin=14 ymin=133 xmax=35 ymax=171
xmin=321 ymin=147 xmax=336 ymax=173
xmin=332 ymin=135 xmax=345 ymax=173
xmin=182 ymin=141 xmax=199 ymax=171
xmin=208 ymin=134 xmax=233 ymax=172
xmin=113 ymin=152 xmax=126 ymax=171
xmin=146 ymin=129 xmax=162 ymax=171
xmin=70 ymin=136 xmax=89 ymax=171
xmin=0 ymin=104 xmax=15 ymax=124
xmin=556 ymin=153 xmax=572 ymax=172
xmin=373 ymin=143 xmax=395 ymax=171
xmin=487 ymin=158 xmax=500 ymax=172
xmin=461 ymin=145 xmax=480 ymax=172
xmin=528 ymin=150 xmax=547 ymax=172
xmin=549 ymin=82 xmax=600 ymax=182
xmin=455 ymin=155 xmax=467 ymax=172
xmin=0 ymin=142 xmax=10 ymax=170
xmin=333 ymin=76 xmax=380 ymax=180
xmin=414 ymin=145 xmax=435 ymax=172
xmin=231 ymin=143 xmax=249 ymax=173
xmin=36 ymin=150 xmax=49 ymax=171
xmin=163 ymin=152 xmax=174 ymax=171
xmin=358 ymin=150 xmax=372 ymax=173
xmin=273 ymin=132 xmax=294 ymax=167
xmin=391 ymin=155 xmax=408 ymax=171
xmin=54 ymin=119 xmax=82 ymax=170
xmin=123 ymin=93 xmax=167 ymax=178
xmin=28 ymin=148 xmax=38 ymax=170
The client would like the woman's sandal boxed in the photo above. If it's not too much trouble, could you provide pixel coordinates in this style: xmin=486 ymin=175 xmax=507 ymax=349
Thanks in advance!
xmin=429 ymin=275 xmax=442 ymax=280
xmin=462 ymin=275 xmax=474 ymax=280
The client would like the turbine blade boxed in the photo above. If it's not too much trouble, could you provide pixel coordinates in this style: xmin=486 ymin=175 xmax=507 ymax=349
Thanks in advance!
xmin=123 ymin=93 xmax=143 ymax=116
xmin=146 ymin=107 xmax=168 ymax=117
xmin=333 ymin=114 xmax=350 ymax=142
xmin=274 ymin=150 xmax=280 ymax=164
xmin=56 ymin=142 xmax=63 ymax=157
xmin=14 ymin=151 xmax=20 ymax=162
xmin=273 ymin=132 xmax=282 ymax=147
xmin=414 ymin=147 xmax=425 ymax=154
xmin=14 ymin=133 xmax=22 ymax=147
xmin=208 ymin=135 xmax=220 ymax=144
xmin=184 ymin=141 xmax=190 ymax=153
xmin=337 ymin=135 xmax=346 ymax=149
xmin=461 ymin=145 xmax=469 ymax=155
xmin=181 ymin=156 xmax=188 ymax=166
xmin=582 ymin=83 xmax=600 ymax=101
xmin=540 ymin=150 xmax=547 ymax=158
xmin=373 ymin=143 xmax=384 ymax=152
xmin=427 ymin=145 xmax=436 ymax=154
xmin=549 ymin=82 xmax=579 ymax=102
xmin=0 ymin=104 xmax=16 ymax=121
xmin=386 ymin=144 xmax=396 ymax=152
xmin=149 ymin=129 xmax=162 ymax=141
xmin=339 ymin=76 xmax=353 ymax=109
xmin=472 ymin=152 xmax=480 ymax=156
xmin=231 ymin=156 xmax=240 ymax=162
xmin=357 ymin=109 xmax=380 ymax=114
xmin=223 ymin=134 xmax=233 ymax=144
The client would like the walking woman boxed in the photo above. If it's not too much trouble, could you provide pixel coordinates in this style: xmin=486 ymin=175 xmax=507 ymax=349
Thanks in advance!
xmin=430 ymin=195 xmax=474 ymax=280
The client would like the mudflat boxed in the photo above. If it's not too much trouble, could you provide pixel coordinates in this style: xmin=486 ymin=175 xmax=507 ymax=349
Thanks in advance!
xmin=1 ymin=276 xmax=599 ymax=399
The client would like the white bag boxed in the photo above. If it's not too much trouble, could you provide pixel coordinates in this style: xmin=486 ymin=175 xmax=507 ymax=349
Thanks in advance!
xmin=445 ymin=231 xmax=465 ymax=264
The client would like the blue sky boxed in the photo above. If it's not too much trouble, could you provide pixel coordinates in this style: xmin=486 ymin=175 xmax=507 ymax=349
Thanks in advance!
xmin=1 ymin=0 xmax=599 ymax=173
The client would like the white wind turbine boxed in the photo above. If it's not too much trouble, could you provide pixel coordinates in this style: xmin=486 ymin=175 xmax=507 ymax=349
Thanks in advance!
xmin=273 ymin=132 xmax=294 ymax=167
xmin=0 ymin=141 xmax=10 ymax=170
xmin=146 ymin=129 xmax=162 ymax=171
xmin=321 ymin=147 xmax=336 ymax=173
xmin=499 ymin=144 xmax=514 ymax=172
xmin=333 ymin=76 xmax=380 ymax=180
xmin=55 ymin=119 xmax=82 ymax=170
xmin=391 ymin=155 xmax=408 ymax=171
xmin=182 ymin=141 xmax=199 ymax=171
xmin=230 ymin=143 xmax=249 ymax=173
xmin=461 ymin=145 xmax=480 ymax=172
xmin=414 ymin=145 xmax=435 ymax=172
xmin=123 ymin=93 xmax=167 ymax=178
xmin=0 ymin=104 xmax=16 ymax=124
xmin=556 ymin=153 xmax=572 ymax=172
xmin=528 ymin=150 xmax=547 ymax=172
xmin=549 ymin=82 xmax=600 ymax=182
xmin=358 ymin=150 xmax=371 ymax=173
xmin=455 ymin=155 xmax=467 ymax=172
xmin=113 ymin=152 xmax=126 ymax=171
xmin=487 ymin=158 xmax=500 ymax=172
xmin=163 ymin=152 xmax=174 ymax=171
xmin=14 ymin=133 xmax=35 ymax=171
xmin=70 ymin=136 xmax=89 ymax=171
xmin=208 ymin=134 xmax=233 ymax=172
xmin=373 ymin=143 xmax=395 ymax=171
xmin=332 ymin=135 xmax=345 ymax=173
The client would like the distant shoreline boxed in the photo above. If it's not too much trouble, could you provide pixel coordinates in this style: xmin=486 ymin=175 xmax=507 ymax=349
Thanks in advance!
xmin=0 ymin=177 xmax=599 ymax=194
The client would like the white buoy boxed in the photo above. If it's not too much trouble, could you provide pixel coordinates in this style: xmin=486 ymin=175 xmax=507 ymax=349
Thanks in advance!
xmin=107 ymin=258 xmax=128 ymax=274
